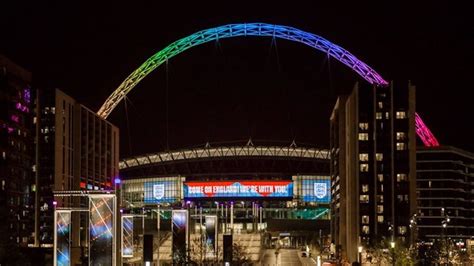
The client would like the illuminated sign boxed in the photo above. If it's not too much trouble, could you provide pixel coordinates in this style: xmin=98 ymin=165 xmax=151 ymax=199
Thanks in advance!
xmin=122 ymin=215 xmax=134 ymax=258
xmin=144 ymin=181 xmax=179 ymax=203
xmin=54 ymin=210 xmax=71 ymax=266
xmin=301 ymin=179 xmax=331 ymax=203
xmin=184 ymin=181 xmax=293 ymax=198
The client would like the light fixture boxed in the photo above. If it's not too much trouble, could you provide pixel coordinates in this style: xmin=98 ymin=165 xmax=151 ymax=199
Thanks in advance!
xmin=390 ymin=241 xmax=395 ymax=249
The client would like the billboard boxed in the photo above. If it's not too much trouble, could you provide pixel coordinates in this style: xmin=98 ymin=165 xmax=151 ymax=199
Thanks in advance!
xmin=184 ymin=180 xmax=293 ymax=198
xmin=144 ymin=180 xmax=179 ymax=203
xmin=89 ymin=195 xmax=115 ymax=266
xmin=301 ymin=179 xmax=331 ymax=203
xmin=122 ymin=215 xmax=134 ymax=258
xmin=54 ymin=210 xmax=71 ymax=266
xmin=172 ymin=210 xmax=188 ymax=263
xmin=205 ymin=216 xmax=218 ymax=257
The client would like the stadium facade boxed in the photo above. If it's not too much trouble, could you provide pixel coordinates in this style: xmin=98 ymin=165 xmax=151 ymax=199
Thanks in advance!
xmin=118 ymin=142 xmax=332 ymax=263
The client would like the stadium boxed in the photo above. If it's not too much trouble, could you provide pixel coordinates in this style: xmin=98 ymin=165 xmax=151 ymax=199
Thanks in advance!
xmin=119 ymin=141 xmax=332 ymax=264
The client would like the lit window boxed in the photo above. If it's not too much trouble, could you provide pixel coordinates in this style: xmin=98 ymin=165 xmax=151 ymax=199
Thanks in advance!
xmin=362 ymin=215 xmax=370 ymax=224
xmin=360 ymin=195 xmax=369 ymax=203
xmin=362 ymin=225 xmax=370 ymax=234
xmin=396 ymin=132 xmax=406 ymax=140
xmin=2 ymin=152 xmax=5 ymax=160
xmin=396 ymin=111 xmax=407 ymax=119
xmin=359 ymin=153 xmax=369 ymax=161
xmin=360 ymin=164 xmax=369 ymax=172
xmin=31 ymin=184 xmax=36 ymax=192
xmin=380 ymin=184 xmax=383 ymax=192
xmin=51 ymin=107 xmax=56 ymax=114
xmin=396 ymin=142 xmax=407 ymax=150
xmin=359 ymin=133 xmax=369 ymax=141
xmin=396 ymin=173 xmax=408 ymax=182
xmin=362 ymin=184 xmax=369 ymax=193
xmin=378 ymin=102 xmax=383 ymax=109
xmin=377 ymin=215 xmax=384 ymax=223
xmin=377 ymin=205 xmax=384 ymax=214
xmin=376 ymin=112 xmax=382 ymax=120
xmin=385 ymin=112 xmax=390 ymax=119
xmin=377 ymin=195 xmax=384 ymax=203
xmin=376 ymin=153 xmax=383 ymax=161
xmin=398 ymin=226 xmax=407 ymax=235
xmin=377 ymin=174 xmax=384 ymax=182
xmin=359 ymin=123 xmax=369 ymax=130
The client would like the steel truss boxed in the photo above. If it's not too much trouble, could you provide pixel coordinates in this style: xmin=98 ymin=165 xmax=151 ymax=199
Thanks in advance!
xmin=97 ymin=23 xmax=439 ymax=147
xmin=119 ymin=145 xmax=330 ymax=170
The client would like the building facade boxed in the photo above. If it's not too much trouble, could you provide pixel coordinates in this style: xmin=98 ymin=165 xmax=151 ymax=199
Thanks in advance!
xmin=0 ymin=55 xmax=35 ymax=253
xmin=33 ymin=88 xmax=119 ymax=262
xmin=330 ymin=81 xmax=417 ymax=263
xmin=416 ymin=146 xmax=474 ymax=243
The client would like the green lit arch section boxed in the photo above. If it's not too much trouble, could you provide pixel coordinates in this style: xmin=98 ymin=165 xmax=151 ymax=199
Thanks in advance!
xmin=97 ymin=22 xmax=439 ymax=147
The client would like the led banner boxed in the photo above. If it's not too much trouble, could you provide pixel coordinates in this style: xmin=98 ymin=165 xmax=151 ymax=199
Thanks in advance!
xmin=301 ymin=179 xmax=331 ymax=203
xmin=54 ymin=210 xmax=71 ymax=266
xmin=172 ymin=210 xmax=188 ymax=262
xmin=89 ymin=195 xmax=115 ymax=266
xmin=122 ymin=215 xmax=134 ymax=258
xmin=184 ymin=180 xmax=293 ymax=198
xmin=144 ymin=180 xmax=179 ymax=203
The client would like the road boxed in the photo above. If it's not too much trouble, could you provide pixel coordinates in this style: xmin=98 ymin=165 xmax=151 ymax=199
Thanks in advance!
xmin=260 ymin=249 xmax=316 ymax=266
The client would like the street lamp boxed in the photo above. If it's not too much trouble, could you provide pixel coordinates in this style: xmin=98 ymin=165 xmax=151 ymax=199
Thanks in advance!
xmin=358 ymin=246 xmax=363 ymax=264
xmin=441 ymin=208 xmax=450 ymax=265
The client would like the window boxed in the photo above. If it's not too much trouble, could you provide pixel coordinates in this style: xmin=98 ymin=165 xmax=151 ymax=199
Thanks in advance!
xmin=362 ymin=184 xmax=369 ymax=193
xmin=380 ymin=184 xmax=383 ymax=192
xmin=360 ymin=195 xmax=369 ymax=203
xmin=360 ymin=164 xmax=369 ymax=172
xmin=362 ymin=215 xmax=370 ymax=224
xmin=377 ymin=205 xmax=384 ymax=214
xmin=398 ymin=226 xmax=407 ymax=235
xmin=2 ymin=152 xmax=5 ymax=160
xmin=362 ymin=226 xmax=370 ymax=234
xmin=359 ymin=123 xmax=369 ymax=130
xmin=396 ymin=111 xmax=407 ymax=119
xmin=378 ymin=101 xmax=383 ymax=109
xmin=359 ymin=153 xmax=369 ymax=161
xmin=377 ymin=195 xmax=384 ymax=203
xmin=376 ymin=112 xmax=382 ymax=120
xmin=396 ymin=132 xmax=406 ymax=140
xmin=377 ymin=174 xmax=384 ymax=182
xmin=396 ymin=142 xmax=407 ymax=150
xmin=376 ymin=153 xmax=383 ymax=161
xmin=397 ymin=173 xmax=408 ymax=182
xmin=359 ymin=133 xmax=369 ymax=141
xmin=385 ymin=112 xmax=390 ymax=119
xmin=377 ymin=215 xmax=384 ymax=223
xmin=397 ymin=195 xmax=409 ymax=202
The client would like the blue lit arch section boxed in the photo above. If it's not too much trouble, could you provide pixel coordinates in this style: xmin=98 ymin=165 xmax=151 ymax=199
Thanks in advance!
xmin=97 ymin=23 xmax=439 ymax=146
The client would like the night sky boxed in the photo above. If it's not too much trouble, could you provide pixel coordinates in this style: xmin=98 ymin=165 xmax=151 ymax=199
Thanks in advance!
xmin=2 ymin=2 xmax=473 ymax=158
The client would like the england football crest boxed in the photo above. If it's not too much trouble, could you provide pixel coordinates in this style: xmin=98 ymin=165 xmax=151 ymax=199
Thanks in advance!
xmin=153 ymin=184 xmax=165 ymax=200
xmin=314 ymin=182 xmax=327 ymax=199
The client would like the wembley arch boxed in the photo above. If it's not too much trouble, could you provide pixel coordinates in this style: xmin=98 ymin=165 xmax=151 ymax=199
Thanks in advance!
xmin=96 ymin=23 xmax=439 ymax=147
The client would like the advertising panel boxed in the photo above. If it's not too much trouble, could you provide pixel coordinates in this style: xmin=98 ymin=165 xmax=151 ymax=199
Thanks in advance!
xmin=205 ymin=215 xmax=218 ymax=257
xmin=301 ymin=179 xmax=331 ymax=203
xmin=144 ymin=180 xmax=179 ymax=203
xmin=184 ymin=180 xmax=293 ymax=198
xmin=172 ymin=210 xmax=188 ymax=262
xmin=89 ymin=195 xmax=115 ymax=266
xmin=54 ymin=210 xmax=71 ymax=266
xmin=122 ymin=215 xmax=134 ymax=258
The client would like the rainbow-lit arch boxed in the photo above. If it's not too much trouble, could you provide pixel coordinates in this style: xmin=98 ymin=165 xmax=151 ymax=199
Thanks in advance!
xmin=97 ymin=23 xmax=439 ymax=146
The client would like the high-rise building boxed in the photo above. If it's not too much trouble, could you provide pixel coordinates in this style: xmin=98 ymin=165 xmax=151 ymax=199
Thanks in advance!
xmin=330 ymin=81 xmax=417 ymax=263
xmin=33 ymin=88 xmax=119 ymax=262
xmin=0 ymin=55 xmax=35 ymax=251
xmin=416 ymin=146 xmax=474 ymax=243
